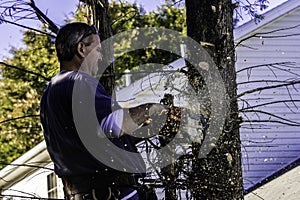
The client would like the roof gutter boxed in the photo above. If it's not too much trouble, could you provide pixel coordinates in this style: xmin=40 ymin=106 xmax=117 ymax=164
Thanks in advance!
xmin=234 ymin=0 xmax=300 ymax=41
xmin=0 ymin=141 xmax=52 ymax=189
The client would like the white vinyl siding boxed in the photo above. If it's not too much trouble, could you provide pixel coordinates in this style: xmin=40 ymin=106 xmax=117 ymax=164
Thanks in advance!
xmin=235 ymin=6 xmax=300 ymax=191
xmin=1 ymin=164 xmax=64 ymax=200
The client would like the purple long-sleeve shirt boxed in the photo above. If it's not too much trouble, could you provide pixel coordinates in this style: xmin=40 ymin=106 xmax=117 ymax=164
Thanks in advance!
xmin=40 ymin=70 xmax=145 ymax=177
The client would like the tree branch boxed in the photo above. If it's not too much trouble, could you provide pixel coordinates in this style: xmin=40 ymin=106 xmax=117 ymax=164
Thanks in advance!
xmin=242 ymin=119 xmax=300 ymax=126
xmin=241 ymin=109 xmax=300 ymax=126
xmin=236 ymin=80 xmax=300 ymax=99
xmin=237 ymin=79 xmax=297 ymax=85
xmin=235 ymin=24 xmax=300 ymax=48
xmin=0 ymin=194 xmax=63 ymax=200
xmin=239 ymin=100 xmax=300 ymax=111
xmin=0 ymin=0 xmax=58 ymax=35
xmin=0 ymin=18 xmax=56 ymax=38
xmin=236 ymin=62 xmax=296 ymax=74
xmin=0 ymin=114 xmax=40 ymax=124
xmin=0 ymin=62 xmax=51 ymax=81
xmin=27 ymin=0 xmax=59 ymax=34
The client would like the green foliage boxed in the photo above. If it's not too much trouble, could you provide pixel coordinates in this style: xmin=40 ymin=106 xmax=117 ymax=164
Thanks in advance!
xmin=0 ymin=0 xmax=185 ymax=169
xmin=0 ymin=30 xmax=59 ymax=169
xmin=109 ymin=1 xmax=186 ymax=81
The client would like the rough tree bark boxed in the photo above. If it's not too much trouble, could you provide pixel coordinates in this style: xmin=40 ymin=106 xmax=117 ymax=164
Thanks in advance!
xmin=185 ymin=0 xmax=244 ymax=199
xmin=81 ymin=0 xmax=115 ymax=95
xmin=80 ymin=0 xmax=244 ymax=199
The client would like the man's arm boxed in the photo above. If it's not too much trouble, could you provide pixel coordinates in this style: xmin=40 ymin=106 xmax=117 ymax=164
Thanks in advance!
xmin=100 ymin=103 xmax=168 ymax=138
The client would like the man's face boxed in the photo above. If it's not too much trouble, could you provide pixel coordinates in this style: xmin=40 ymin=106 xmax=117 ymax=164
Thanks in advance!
xmin=80 ymin=34 xmax=102 ymax=76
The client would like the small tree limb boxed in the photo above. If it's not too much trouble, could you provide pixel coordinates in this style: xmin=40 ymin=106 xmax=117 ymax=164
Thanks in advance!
xmin=0 ymin=62 xmax=50 ymax=81
xmin=237 ymin=81 xmax=300 ymax=99
xmin=0 ymin=114 xmax=40 ymax=124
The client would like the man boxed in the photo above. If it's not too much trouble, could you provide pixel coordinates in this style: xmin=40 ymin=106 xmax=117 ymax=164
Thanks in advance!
xmin=40 ymin=22 xmax=166 ymax=200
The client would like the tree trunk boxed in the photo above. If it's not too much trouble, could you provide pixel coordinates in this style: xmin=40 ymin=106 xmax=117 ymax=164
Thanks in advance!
xmin=185 ymin=0 xmax=244 ymax=199
xmin=81 ymin=0 xmax=114 ymax=95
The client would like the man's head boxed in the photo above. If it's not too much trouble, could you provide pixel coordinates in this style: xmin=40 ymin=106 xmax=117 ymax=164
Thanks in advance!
xmin=55 ymin=22 xmax=102 ymax=75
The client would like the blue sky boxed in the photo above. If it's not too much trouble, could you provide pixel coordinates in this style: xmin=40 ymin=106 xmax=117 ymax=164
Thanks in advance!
xmin=0 ymin=0 xmax=287 ymax=61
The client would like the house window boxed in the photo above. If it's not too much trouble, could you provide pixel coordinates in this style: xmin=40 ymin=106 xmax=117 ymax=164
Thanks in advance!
xmin=47 ymin=172 xmax=58 ymax=198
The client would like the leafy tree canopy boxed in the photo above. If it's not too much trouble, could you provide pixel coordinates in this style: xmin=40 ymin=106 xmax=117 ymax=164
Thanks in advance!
xmin=0 ymin=30 xmax=58 ymax=168
xmin=0 ymin=0 xmax=185 ymax=169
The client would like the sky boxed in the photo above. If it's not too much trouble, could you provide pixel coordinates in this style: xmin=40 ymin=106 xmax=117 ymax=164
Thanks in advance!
xmin=0 ymin=0 xmax=287 ymax=61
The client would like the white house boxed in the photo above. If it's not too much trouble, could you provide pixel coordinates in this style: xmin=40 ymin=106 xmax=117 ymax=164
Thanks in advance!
xmin=1 ymin=0 xmax=300 ymax=199
xmin=234 ymin=0 xmax=300 ymax=197
xmin=0 ymin=141 xmax=64 ymax=199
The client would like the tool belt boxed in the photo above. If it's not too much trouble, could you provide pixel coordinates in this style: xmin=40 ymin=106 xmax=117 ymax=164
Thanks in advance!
xmin=62 ymin=172 xmax=142 ymax=196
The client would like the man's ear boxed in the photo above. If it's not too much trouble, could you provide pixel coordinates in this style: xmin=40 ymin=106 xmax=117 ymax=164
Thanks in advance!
xmin=76 ymin=42 xmax=86 ymax=58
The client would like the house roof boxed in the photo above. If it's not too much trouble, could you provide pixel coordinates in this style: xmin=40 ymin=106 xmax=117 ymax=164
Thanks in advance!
xmin=245 ymin=158 xmax=300 ymax=199
xmin=234 ymin=0 xmax=300 ymax=194
xmin=234 ymin=0 xmax=300 ymax=41
xmin=117 ymin=58 xmax=187 ymax=107
xmin=0 ymin=141 xmax=51 ymax=189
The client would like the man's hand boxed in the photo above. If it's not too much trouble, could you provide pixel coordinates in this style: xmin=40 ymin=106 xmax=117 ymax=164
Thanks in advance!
xmin=148 ymin=104 xmax=169 ymax=116
xmin=128 ymin=103 xmax=168 ymax=126
xmin=119 ymin=103 xmax=168 ymax=136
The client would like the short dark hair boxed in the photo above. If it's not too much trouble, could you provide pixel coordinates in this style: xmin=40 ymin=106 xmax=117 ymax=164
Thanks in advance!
xmin=55 ymin=22 xmax=98 ymax=62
